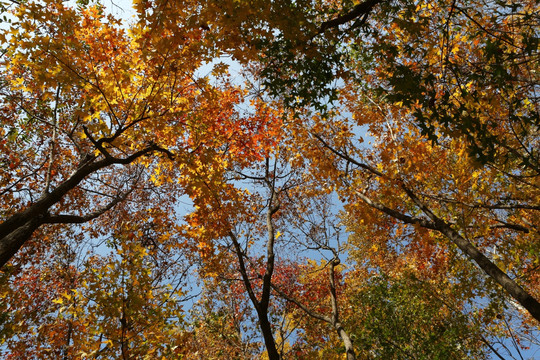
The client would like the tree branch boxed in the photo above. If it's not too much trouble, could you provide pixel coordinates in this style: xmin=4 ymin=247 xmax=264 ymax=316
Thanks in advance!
xmin=313 ymin=133 xmax=384 ymax=177
xmin=270 ymin=283 xmax=332 ymax=324
xmin=0 ymin=142 xmax=172 ymax=267
xmin=44 ymin=190 xmax=132 ymax=224
xmin=319 ymin=0 xmax=384 ymax=33
xmin=399 ymin=183 xmax=540 ymax=322
xmin=228 ymin=231 xmax=259 ymax=308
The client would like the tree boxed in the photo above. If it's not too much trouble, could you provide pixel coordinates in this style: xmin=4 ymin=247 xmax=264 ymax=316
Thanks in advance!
xmin=346 ymin=272 xmax=489 ymax=359
xmin=186 ymin=264 xmax=264 ymax=359
xmin=1 ymin=1 xmax=280 ymax=357
xmin=268 ymin=200 xmax=357 ymax=360
xmin=356 ymin=0 xmax=539 ymax=167
xmin=182 ymin=142 xmax=290 ymax=360
xmin=1 ymin=225 xmax=191 ymax=358
xmin=1 ymin=0 xmax=538 ymax=358
xmin=0 ymin=0 xmax=272 ymax=267
xmin=168 ymin=0 xmax=540 ymax=325
xmin=181 ymin=104 xmax=361 ymax=359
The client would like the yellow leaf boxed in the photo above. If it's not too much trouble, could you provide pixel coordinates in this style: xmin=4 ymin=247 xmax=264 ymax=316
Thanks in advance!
xmin=52 ymin=298 xmax=63 ymax=305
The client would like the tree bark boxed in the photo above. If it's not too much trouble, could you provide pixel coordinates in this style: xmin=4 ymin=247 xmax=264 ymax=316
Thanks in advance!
xmin=257 ymin=310 xmax=280 ymax=360
xmin=0 ymin=217 xmax=43 ymax=267
xmin=336 ymin=323 xmax=356 ymax=360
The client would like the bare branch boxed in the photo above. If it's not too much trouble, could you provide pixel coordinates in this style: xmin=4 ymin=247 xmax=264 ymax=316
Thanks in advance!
xmin=319 ymin=0 xmax=384 ymax=33
xmin=313 ymin=133 xmax=384 ymax=177
xmin=44 ymin=190 xmax=132 ymax=224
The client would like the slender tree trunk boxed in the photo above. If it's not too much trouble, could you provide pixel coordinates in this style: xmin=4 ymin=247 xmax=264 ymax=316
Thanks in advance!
xmin=62 ymin=320 xmax=73 ymax=360
xmin=329 ymin=258 xmax=356 ymax=360
xmin=435 ymin=218 xmax=540 ymax=322
xmin=336 ymin=323 xmax=356 ymax=360
xmin=257 ymin=310 xmax=280 ymax=360
xmin=229 ymin=227 xmax=281 ymax=360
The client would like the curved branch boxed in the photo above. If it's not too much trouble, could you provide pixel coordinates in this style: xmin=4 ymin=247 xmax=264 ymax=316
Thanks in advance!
xmin=44 ymin=190 xmax=132 ymax=224
xmin=319 ymin=0 xmax=384 ymax=33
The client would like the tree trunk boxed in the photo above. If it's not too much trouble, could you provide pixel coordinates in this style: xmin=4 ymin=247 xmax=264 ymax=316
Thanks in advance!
xmin=0 ymin=217 xmax=43 ymax=266
xmin=336 ymin=323 xmax=356 ymax=360
xmin=257 ymin=309 xmax=280 ymax=360
xmin=435 ymin=218 xmax=540 ymax=322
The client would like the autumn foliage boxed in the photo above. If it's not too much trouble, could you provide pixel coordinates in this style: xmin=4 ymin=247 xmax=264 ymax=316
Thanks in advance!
xmin=0 ymin=0 xmax=539 ymax=359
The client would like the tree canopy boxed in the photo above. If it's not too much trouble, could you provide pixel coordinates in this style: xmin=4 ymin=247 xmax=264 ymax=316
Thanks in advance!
xmin=0 ymin=0 xmax=538 ymax=358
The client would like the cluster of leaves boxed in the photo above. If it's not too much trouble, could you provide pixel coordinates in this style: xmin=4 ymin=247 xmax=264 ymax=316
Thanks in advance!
xmin=356 ymin=0 xmax=540 ymax=167
xmin=0 ymin=0 xmax=538 ymax=359
xmin=348 ymin=273 xmax=485 ymax=359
